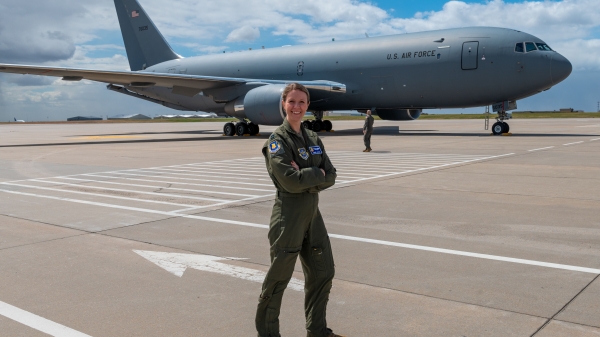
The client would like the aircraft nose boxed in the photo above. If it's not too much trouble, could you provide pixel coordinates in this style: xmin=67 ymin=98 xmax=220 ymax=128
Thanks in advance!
xmin=552 ymin=53 xmax=572 ymax=85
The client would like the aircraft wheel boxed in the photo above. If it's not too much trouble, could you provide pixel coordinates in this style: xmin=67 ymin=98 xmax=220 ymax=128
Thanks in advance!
xmin=312 ymin=120 xmax=322 ymax=132
xmin=248 ymin=123 xmax=259 ymax=136
xmin=235 ymin=122 xmax=248 ymax=136
xmin=223 ymin=122 xmax=235 ymax=136
xmin=323 ymin=120 xmax=333 ymax=131
xmin=502 ymin=122 xmax=510 ymax=133
xmin=302 ymin=120 xmax=313 ymax=131
xmin=492 ymin=122 xmax=504 ymax=135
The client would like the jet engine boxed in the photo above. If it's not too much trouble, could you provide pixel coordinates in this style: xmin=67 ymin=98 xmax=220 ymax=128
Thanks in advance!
xmin=376 ymin=109 xmax=422 ymax=121
xmin=224 ymin=84 xmax=286 ymax=126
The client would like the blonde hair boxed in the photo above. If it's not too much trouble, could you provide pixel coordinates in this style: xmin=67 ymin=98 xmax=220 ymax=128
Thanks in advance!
xmin=282 ymin=83 xmax=310 ymax=103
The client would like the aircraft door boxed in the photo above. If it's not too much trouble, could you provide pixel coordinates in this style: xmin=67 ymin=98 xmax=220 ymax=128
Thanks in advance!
xmin=461 ymin=41 xmax=479 ymax=70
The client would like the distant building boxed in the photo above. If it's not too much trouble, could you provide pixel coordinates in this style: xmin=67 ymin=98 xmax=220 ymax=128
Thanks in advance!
xmin=67 ymin=116 xmax=103 ymax=121
xmin=327 ymin=111 xmax=363 ymax=116
xmin=559 ymin=108 xmax=575 ymax=112
xmin=108 ymin=114 xmax=152 ymax=120
xmin=155 ymin=113 xmax=217 ymax=119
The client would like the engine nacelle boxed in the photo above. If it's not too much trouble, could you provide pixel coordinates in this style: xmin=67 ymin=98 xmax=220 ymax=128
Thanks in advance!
xmin=376 ymin=109 xmax=422 ymax=121
xmin=224 ymin=84 xmax=286 ymax=125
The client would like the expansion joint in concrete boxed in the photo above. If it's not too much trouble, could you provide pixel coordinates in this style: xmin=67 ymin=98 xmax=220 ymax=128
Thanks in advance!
xmin=529 ymin=274 xmax=600 ymax=336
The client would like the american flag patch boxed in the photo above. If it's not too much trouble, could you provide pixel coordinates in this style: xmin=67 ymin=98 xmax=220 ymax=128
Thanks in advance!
xmin=132 ymin=10 xmax=140 ymax=18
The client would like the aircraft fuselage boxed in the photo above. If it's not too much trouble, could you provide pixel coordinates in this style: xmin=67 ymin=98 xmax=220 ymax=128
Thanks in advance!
xmin=132 ymin=27 xmax=571 ymax=114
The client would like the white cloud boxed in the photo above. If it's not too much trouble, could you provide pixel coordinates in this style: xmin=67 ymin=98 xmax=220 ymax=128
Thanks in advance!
xmin=225 ymin=26 xmax=260 ymax=43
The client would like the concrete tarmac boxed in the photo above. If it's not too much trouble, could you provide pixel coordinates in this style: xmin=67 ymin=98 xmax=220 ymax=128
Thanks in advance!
xmin=0 ymin=118 xmax=599 ymax=336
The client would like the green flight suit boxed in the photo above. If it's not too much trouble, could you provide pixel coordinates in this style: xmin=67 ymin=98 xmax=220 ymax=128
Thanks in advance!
xmin=256 ymin=119 xmax=337 ymax=337
xmin=363 ymin=114 xmax=374 ymax=149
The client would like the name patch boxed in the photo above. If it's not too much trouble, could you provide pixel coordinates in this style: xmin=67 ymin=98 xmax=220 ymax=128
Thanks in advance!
xmin=309 ymin=146 xmax=322 ymax=155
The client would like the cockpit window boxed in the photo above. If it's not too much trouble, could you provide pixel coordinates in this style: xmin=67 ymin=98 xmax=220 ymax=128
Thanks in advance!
xmin=535 ymin=43 xmax=553 ymax=51
xmin=515 ymin=43 xmax=524 ymax=53
xmin=525 ymin=42 xmax=537 ymax=52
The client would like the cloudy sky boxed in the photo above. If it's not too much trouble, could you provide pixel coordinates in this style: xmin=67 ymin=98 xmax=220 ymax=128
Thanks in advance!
xmin=0 ymin=0 xmax=599 ymax=121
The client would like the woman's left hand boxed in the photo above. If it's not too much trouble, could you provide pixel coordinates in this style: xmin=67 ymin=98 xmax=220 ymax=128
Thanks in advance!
xmin=291 ymin=161 xmax=300 ymax=170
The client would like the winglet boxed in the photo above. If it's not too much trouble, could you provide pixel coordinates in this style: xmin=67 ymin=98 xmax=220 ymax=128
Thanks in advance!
xmin=113 ymin=0 xmax=181 ymax=71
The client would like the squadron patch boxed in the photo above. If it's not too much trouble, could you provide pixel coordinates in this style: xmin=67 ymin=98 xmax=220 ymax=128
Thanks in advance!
xmin=309 ymin=146 xmax=322 ymax=155
xmin=269 ymin=140 xmax=283 ymax=155
xmin=298 ymin=148 xmax=309 ymax=160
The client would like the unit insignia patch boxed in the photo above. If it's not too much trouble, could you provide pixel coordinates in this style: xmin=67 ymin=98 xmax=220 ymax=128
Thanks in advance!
xmin=309 ymin=146 xmax=322 ymax=155
xmin=269 ymin=141 xmax=283 ymax=155
xmin=298 ymin=148 xmax=309 ymax=160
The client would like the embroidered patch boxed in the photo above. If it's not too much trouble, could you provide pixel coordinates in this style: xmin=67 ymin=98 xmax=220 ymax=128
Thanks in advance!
xmin=309 ymin=146 xmax=322 ymax=155
xmin=269 ymin=141 xmax=283 ymax=154
xmin=298 ymin=148 xmax=309 ymax=160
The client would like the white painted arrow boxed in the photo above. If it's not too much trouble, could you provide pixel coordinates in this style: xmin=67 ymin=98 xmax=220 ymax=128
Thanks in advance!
xmin=134 ymin=250 xmax=305 ymax=292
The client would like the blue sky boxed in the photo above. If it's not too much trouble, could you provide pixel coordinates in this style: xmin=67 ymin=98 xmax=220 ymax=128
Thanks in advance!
xmin=1 ymin=0 xmax=599 ymax=121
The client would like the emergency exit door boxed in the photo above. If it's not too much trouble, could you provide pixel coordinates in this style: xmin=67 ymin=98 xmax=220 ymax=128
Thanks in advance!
xmin=461 ymin=41 xmax=479 ymax=70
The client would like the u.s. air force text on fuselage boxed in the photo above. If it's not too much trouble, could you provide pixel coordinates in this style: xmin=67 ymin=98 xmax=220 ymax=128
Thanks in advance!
xmin=387 ymin=50 xmax=438 ymax=60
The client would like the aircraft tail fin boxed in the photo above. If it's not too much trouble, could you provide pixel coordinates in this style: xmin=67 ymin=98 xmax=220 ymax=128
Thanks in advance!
xmin=14 ymin=118 xmax=16 ymax=122
xmin=113 ymin=0 xmax=180 ymax=71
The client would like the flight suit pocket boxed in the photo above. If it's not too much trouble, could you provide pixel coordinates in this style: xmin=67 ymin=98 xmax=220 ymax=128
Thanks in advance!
xmin=311 ymin=247 xmax=327 ymax=273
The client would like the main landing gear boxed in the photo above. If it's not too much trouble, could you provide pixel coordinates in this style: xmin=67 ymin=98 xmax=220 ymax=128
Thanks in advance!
xmin=302 ymin=111 xmax=333 ymax=132
xmin=491 ymin=110 xmax=511 ymax=135
xmin=223 ymin=120 xmax=260 ymax=137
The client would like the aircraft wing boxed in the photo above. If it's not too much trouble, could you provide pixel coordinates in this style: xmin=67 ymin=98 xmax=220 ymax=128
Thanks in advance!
xmin=0 ymin=63 xmax=346 ymax=99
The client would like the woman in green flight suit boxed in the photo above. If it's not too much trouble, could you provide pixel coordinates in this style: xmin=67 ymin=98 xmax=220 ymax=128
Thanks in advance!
xmin=256 ymin=83 xmax=344 ymax=337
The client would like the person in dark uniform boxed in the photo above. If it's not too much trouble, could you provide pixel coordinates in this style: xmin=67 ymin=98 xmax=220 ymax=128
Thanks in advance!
xmin=363 ymin=109 xmax=374 ymax=152
xmin=256 ymin=83 xmax=344 ymax=337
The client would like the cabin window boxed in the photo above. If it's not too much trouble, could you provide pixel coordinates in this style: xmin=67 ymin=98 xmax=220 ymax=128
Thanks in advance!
xmin=535 ymin=43 xmax=553 ymax=51
xmin=525 ymin=42 xmax=537 ymax=52
xmin=515 ymin=43 xmax=524 ymax=53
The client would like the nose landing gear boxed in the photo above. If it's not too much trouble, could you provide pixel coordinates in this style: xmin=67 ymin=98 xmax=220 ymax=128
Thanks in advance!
xmin=223 ymin=120 xmax=260 ymax=136
xmin=491 ymin=110 xmax=511 ymax=135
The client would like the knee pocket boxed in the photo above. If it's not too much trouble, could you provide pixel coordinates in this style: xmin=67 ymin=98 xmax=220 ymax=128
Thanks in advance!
xmin=269 ymin=246 xmax=301 ymax=281
xmin=310 ymin=240 xmax=335 ymax=279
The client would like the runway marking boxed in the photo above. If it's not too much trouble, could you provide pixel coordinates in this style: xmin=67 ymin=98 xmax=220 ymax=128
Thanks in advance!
xmin=128 ymin=169 xmax=273 ymax=182
xmin=82 ymin=174 xmax=274 ymax=192
xmin=146 ymin=167 xmax=270 ymax=179
xmin=0 ymin=152 xmax=511 ymax=215
xmin=106 ymin=171 xmax=274 ymax=187
xmin=31 ymin=179 xmax=230 ymax=203
xmin=528 ymin=146 xmax=555 ymax=152
xmin=591 ymin=138 xmax=600 ymax=141
xmin=563 ymin=141 xmax=584 ymax=146
xmin=1 ymin=182 xmax=206 ymax=209
xmin=134 ymin=250 xmax=304 ymax=291
xmin=576 ymin=125 xmax=600 ymax=127
xmin=1 ymin=187 xmax=598 ymax=275
xmin=55 ymin=176 xmax=267 ymax=198
xmin=0 ymin=300 xmax=92 ymax=337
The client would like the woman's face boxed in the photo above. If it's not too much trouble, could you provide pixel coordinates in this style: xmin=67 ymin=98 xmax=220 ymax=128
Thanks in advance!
xmin=283 ymin=89 xmax=309 ymax=124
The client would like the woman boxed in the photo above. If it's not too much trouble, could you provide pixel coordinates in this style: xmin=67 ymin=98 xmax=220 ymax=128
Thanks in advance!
xmin=256 ymin=83 xmax=343 ymax=337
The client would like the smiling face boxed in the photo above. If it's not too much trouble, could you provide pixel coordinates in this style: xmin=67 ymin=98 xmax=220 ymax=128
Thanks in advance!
xmin=283 ymin=89 xmax=309 ymax=125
